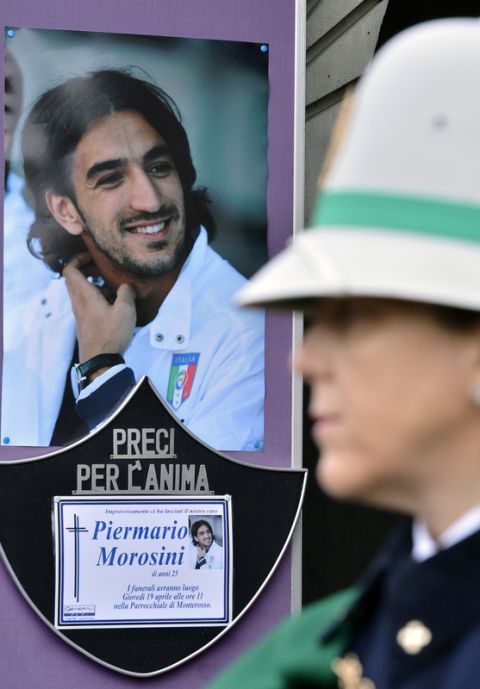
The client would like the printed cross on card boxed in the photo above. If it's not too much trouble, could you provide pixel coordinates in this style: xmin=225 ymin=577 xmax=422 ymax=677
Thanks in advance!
xmin=66 ymin=514 xmax=89 ymax=602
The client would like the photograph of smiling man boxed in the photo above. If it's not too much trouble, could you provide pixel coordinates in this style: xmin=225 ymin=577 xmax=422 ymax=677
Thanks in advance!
xmin=1 ymin=28 xmax=267 ymax=451
xmin=189 ymin=517 xmax=224 ymax=570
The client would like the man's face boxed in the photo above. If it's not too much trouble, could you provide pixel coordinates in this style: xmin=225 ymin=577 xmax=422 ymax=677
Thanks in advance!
xmin=194 ymin=525 xmax=213 ymax=550
xmin=71 ymin=109 xmax=187 ymax=278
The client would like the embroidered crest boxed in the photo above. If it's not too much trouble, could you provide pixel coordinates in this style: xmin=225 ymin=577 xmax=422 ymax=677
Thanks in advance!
xmin=167 ymin=353 xmax=200 ymax=410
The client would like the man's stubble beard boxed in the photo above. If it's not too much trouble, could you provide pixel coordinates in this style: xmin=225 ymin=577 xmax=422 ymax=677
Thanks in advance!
xmin=78 ymin=207 xmax=191 ymax=279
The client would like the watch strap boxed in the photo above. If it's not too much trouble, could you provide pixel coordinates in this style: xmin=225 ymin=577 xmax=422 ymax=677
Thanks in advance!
xmin=74 ymin=353 xmax=125 ymax=391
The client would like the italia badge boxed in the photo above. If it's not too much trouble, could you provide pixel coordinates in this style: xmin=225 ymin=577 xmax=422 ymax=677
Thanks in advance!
xmin=167 ymin=353 xmax=200 ymax=410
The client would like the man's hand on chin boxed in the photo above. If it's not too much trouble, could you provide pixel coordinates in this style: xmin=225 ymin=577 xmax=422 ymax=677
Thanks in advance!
xmin=63 ymin=252 xmax=137 ymax=377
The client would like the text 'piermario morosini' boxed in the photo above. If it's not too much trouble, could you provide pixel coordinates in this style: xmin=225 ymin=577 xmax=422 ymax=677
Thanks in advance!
xmin=92 ymin=519 xmax=188 ymax=567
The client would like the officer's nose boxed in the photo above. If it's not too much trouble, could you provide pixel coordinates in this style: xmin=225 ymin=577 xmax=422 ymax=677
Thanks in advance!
xmin=293 ymin=321 xmax=340 ymax=383
xmin=130 ymin=167 xmax=161 ymax=213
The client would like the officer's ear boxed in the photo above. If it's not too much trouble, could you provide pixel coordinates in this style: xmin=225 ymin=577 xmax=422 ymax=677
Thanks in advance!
xmin=45 ymin=189 xmax=85 ymax=236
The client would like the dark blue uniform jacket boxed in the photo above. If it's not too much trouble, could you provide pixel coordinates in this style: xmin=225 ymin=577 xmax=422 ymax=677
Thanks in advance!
xmin=207 ymin=521 xmax=480 ymax=688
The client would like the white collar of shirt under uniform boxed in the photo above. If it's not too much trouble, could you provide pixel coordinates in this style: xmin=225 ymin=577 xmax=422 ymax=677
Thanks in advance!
xmin=412 ymin=504 xmax=480 ymax=562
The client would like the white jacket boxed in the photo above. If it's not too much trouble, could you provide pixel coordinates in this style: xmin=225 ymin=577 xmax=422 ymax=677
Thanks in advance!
xmin=189 ymin=539 xmax=224 ymax=570
xmin=1 ymin=228 xmax=264 ymax=451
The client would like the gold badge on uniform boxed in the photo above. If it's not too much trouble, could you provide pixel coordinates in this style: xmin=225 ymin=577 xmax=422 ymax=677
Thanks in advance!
xmin=396 ymin=619 xmax=432 ymax=654
xmin=331 ymin=653 xmax=375 ymax=689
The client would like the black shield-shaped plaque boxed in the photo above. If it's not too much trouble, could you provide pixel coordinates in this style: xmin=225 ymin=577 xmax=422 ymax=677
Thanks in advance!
xmin=0 ymin=378 xmax=306 ymax=676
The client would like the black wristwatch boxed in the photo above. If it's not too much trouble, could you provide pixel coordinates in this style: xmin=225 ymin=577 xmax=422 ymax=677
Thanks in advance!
xmin=73 ymin=353 xmax=125 ymax=392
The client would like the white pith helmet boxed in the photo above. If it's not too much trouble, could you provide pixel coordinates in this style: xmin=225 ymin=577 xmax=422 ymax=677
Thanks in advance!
xmin=238 ymin=19 xmax=480 ymax=311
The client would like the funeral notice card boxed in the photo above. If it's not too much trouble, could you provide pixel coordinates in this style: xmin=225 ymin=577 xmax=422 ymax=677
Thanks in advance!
xmin=54 ymin=496 xmax=232 ymax=629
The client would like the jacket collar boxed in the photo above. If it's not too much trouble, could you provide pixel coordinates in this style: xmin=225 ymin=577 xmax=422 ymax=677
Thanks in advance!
xmin=321 ymin=520 xmax=480 ymax=682
xmin=147 ymin=226 xmax=208 ymax=351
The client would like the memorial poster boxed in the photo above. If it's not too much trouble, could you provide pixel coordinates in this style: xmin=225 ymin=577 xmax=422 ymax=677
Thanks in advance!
xmin=55 ymin=496 xmax=232 ymax=628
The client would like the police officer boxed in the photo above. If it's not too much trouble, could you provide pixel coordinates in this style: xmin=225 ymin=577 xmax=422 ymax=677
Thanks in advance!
xmin=207 ymin=18 xmax=480 ymax=688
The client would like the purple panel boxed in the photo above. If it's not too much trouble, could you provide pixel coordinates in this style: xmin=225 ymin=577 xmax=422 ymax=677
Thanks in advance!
xmin=0 ymin=0 xmax=298 ymax=685
xmin=0 ymin=553 xmax=292 ymax=688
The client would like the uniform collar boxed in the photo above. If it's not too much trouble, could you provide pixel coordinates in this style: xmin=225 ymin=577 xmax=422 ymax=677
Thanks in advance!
xmin=324 ymin=510 xmax=480 ymax=640
xmin=321 ymin=520 xmax=480 ymax=682
xmin=412 ymin=503 xmax=480 ymax=561
xmin=147 ymin=226 xmax=208 ymax=351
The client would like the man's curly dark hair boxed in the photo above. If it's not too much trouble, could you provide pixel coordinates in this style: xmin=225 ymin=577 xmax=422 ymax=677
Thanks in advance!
xmin=22 ymin=69 xmax=215 ymax=274
xmin=190 ymin=519 xmax=215 ymax=546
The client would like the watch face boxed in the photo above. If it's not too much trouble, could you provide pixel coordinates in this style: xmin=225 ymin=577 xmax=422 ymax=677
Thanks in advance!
xmin=70 ymin=356 xmax=129 ymax=412
xmin=73 ymin=363 xmax=87 ymax=393
xmin=72 ymin=355 xmax=125 ymax=394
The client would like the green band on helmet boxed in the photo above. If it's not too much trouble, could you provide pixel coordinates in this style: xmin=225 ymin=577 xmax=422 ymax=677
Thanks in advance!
xmin=312 ymin=190 xmax=480 ymax=242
